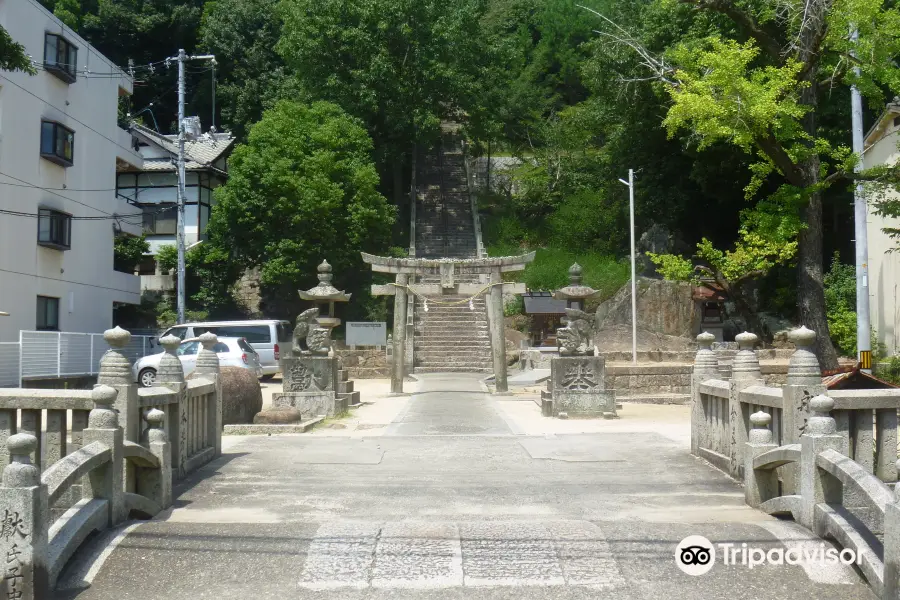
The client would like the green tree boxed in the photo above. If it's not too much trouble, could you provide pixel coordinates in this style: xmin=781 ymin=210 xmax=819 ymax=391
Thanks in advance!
xmin=823 ymin=252 xmax=857 ymax=357
xmin=205 ymin=100 xmax=395 ymax=318
xmin=113 ymin=233 xmax=150 ymax=273
xmin=591 ymin=0 xmax=900 ymax=367
xmin=200 ymin=0 xmax=295 ymax=140
xmin=277 ymin=0 xmax=488 ymax=203
xmin=1 ymin=27 xmax=37 ymax=74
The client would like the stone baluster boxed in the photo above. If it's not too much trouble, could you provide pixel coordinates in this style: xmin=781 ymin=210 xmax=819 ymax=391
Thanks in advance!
xmin=744 ymin=411 xmax=778 ymax=508
xmin=137 ymin=409 xmax=172 ymax=511
xmin=691 ymin=332 xmax=719 ymax=456
xmin=82 ymin=385 xmax=126 ymax=526
xmin=98 ymin=326 xmax=139 ymax=443
xmin=156 ymin=335 xmax=187 ymax=478
xmin=728 ymin=331 xmax=763 ymax=480
xmin=0 ymin=433 xmax=49 ymax=600
xmin=799 ymin=394 xmax=844 ymax=534
xmin=781 ymin=327 xmax=826 ymax=494
xmin=193 ymin=332 xmax=222 ymax=458
xmin=882 ymin=460 xmax=900 ymax=600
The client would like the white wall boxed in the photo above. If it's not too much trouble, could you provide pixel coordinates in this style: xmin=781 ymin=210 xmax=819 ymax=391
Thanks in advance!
xmin=864 ymin=122 xmax=900 ymax=356
xmin=0 ymin=0 xmax=143 ymax=341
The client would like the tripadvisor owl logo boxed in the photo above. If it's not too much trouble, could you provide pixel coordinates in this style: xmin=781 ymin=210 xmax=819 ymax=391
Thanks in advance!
xmin=675 ymin=535 xmax=715 ymax=576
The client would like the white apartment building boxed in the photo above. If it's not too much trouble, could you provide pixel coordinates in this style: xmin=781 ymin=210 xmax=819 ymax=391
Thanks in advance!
xmin=0 ymin=0 xmax=143 ymax=341
xmin=863 ymin=102 xmax=900 ymax=356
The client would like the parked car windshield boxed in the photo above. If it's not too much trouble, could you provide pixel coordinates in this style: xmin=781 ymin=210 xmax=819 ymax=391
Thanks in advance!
xmin=203 ymin=325 xmax=270 ymax=344
xmin=177 ymin=341 xmax=200 ymax=356
xmin=167 ymin=326 xmax=188 ymax=340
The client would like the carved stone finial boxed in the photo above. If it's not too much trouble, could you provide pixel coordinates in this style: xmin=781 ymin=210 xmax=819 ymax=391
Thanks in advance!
xmin=318 ymin=259 xmax=333 ymax=284
xmin=735 ymin=331 xmax=758 ymax=350
xmin=89 ymin=384 xmax=119 ymax=428
xmin=732 ymin=332 xmax=761 ymax=379
xmin=4 ymin=435 xmax=39 ymax=487
xmin=787 ymin=326 xmax=821 ymax=384
xmin=697 ymin=331 xmax=716 ymax=348
xmin=156 ymin=335 xmax=185 ymax=383
xmin=195 ymin=332 xmax=220 ymax=376
xmin=806 ymin=394 xmax=836 ymax=435
xmin=568 ymin=262 xmax=583 ymax=285
xmin=749 ymin=411 xmax=773 ymax=444
xmin=99 ymin=326 xmax=133 ymax=385
xmin=3 ymin=434 xmax=40 ymax=487
xmin=143 ymin=408 xmax=168 ymax=444
xmin=694 ymin=332 xmax=718 ymax=373
xmin=104 ymin=326 xmax=131 ymax=348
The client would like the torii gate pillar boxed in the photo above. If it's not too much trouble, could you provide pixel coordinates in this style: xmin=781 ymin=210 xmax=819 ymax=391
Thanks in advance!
xmin=391 ymin=273 xmax=408 ymax=394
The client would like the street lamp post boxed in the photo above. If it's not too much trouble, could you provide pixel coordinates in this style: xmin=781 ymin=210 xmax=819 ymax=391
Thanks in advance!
xmin=618 ymin=169 xmax=638 ymax=364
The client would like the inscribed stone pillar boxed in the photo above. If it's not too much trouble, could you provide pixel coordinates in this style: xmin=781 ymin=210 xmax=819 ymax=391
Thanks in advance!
xmin=392 ymin=273 xmax=409 ymax=394
xmin=489 ymin=268 xmax=508 ymax=393
xmin=781 ymin=326 xmax=825 ymax=494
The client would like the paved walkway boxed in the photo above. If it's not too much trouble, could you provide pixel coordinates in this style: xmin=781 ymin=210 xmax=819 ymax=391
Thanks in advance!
xmin=60 ymin=374 xmax=875 ymax=599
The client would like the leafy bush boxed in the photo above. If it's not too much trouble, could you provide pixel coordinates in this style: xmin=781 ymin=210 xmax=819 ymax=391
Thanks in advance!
xmin=876 ymin=355 xmax=900 ymax=386
xmin=823 ymin=252 xmax=857 ymax=357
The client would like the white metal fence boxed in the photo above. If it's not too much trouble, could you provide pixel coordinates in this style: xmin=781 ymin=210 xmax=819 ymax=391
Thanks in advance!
xmin=0 ymin=331 xmax=156 ymax=387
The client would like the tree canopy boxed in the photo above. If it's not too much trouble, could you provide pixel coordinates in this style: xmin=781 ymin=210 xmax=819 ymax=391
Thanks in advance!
xmin=204 ymin=100 xmax=396 ymax=318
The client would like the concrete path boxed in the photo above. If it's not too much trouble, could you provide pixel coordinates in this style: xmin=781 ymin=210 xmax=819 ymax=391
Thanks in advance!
xmin=60 ymin=373 xmax=876 ymax=600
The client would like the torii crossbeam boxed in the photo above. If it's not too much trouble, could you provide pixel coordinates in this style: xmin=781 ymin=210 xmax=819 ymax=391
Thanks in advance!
xmin=361 ymin=252 xmax=536 ymax=394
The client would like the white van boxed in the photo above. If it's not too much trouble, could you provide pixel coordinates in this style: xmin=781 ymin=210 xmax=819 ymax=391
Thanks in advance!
xmin=157 ymin=320 xmax=291 ymax=378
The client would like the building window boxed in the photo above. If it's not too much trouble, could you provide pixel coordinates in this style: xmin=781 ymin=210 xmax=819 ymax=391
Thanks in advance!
xmin=37 ymin=209 xmax=72 ymax=250
xmin=44 ymin=33 xmax=78 ymax=83
xmin=36 ymin=296 xmax=60 ymax=331
xmin=40 ymin=121 xmax=74 ymax=166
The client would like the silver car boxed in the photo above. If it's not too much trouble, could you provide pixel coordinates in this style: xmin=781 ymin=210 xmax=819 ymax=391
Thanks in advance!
xmin=133 ymin=337 xmax=262 ymax=387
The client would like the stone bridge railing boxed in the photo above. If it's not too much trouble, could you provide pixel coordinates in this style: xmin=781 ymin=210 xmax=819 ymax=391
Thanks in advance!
xmin=692 ymin=327 xmax=900 ymax=598
xmin=0 ymin=327 xmax=222 ymax=599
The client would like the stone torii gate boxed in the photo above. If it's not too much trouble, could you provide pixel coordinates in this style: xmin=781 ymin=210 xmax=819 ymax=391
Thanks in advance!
xmin=362 ymin=252 xmax=535 ymax=394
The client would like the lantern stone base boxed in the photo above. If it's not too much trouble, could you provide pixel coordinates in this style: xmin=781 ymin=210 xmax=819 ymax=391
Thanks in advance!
xmin=547 ymin=356 xmax=617 ymax=418
xmin=274 ymin=355 xmax=347 ymax=418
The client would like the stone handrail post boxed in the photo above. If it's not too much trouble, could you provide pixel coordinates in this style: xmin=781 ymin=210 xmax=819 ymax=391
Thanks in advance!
xmin=744 ymin=411 xmax=778 ymax=508
xmin=193 ymin=332 xmax=223 ymax=458
xmin=137 ymin=409 xmax=172 ymax=510
xmin=82 ymin=385 xmax=126 ymax=526
xmin=782 ymin=326 xmax=827 ymax=494
xmin=799 ymin=394 xmax=844 ymax=534
xmin=883 ymin=464 xmax=900 ymax=599
xmin=728 ymin=332 xmax=764 ymax=480
xmin=98 ymin=326 xmax=140 ymax=494
xmin=0 ymin=433 xmax=49 ymax=600
xmin=155 ymin=335 xmax=187 ymax=478
xmin=691 ymin=332 xmax=719 ymax=455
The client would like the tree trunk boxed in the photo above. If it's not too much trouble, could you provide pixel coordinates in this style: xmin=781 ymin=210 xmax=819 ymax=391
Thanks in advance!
xmin=392 ymin=156 xmax=404 ymax=207
xmin=798 ymin=80 xmax=839 ymax=370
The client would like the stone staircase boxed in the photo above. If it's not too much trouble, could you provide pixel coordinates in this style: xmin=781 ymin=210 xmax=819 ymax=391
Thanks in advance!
xmin=413 ymin=289 xmax=492 ymax=373
xmin=415 ymin=139 xmax=478 ymax=259
xmin=411 ymin=135 xmax=492 ymax=373
xmin=337 ymin=367 xmax=361 ymax=407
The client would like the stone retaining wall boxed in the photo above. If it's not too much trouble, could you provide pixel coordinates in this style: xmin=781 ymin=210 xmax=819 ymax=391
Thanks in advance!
xmin=336 ymin=349 xmax=389 ymax=379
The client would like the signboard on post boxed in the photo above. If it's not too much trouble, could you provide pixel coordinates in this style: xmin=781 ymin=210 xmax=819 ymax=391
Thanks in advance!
xmin=346 ymin=322 xmax=387 ymax=348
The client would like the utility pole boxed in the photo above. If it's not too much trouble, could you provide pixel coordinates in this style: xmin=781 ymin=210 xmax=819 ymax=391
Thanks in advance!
xmin=172 ymin=49 xmax=215 ymax=324
xmin=619 ymin=169 xmax=638 ymax=364
xmin=850 ymin=27 xmax=872 ymax=372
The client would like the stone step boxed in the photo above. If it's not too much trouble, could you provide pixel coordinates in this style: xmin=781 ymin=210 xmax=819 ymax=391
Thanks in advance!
xmin=413 ymin=366 xmax=493 ymax=374
xmin=413 ymin=337 xmax=491 ymax=345
xmin=338 ymin=380 xmax=354 ymax=393
xmin=616 ymin=393 xmax=691 ymax=405
xmin=416 ymin=356 xmax=493 ymax=366
xmin=339 ymin=390 xmax=361 ymax=406
xmin=417 ymin=349 xmax=492 ymax=358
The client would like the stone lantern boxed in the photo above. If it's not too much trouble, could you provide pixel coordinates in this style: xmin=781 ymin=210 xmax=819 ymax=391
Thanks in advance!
xmin=542 ymin=262 xmax=617 ymax=418
xmin=552 ymin=263 xmax=601 ymax=311
xmin=274 ymin=259 xmax=353 ymax=419
xmin=298 ymin=259 xmax=351 ymax=337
